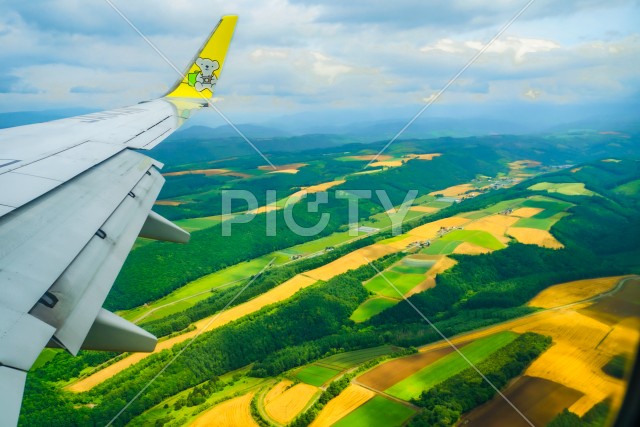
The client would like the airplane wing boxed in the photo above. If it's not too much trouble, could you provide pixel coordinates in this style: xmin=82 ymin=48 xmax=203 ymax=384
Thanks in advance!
xmin=0 ymin=15 xmax=237 ymax=425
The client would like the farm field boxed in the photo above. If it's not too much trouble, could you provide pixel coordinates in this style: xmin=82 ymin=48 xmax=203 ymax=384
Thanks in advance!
xmin=310 ymin=384 xmax=375 ymax=427
xmin=119 ymin=254 xmax=280 ymax=322
xmin=350 ymin=297 xmax=398 ymax=322
xmin=295 ymin=365 xmax=341 ymax=387
xmin=421 ymin=239 xmax=462 ymax=255
xmin=460 ymin=376 xmax=583 ymax=427
xmin=405 ymin=256 xmax=457 ymax=296
xmin=305 ymin=244 xmax=398 ymax=281
xmin=385 ymin=331 xmax=519 ymax=400
xmin=528 ymin=181 xmax=596 ymax=196
xmin=452 ymin=241 xmax=491 ymax=254
xmin=528 ymin=276 xmax=626 ymax=308
xmin=357 ymin=347 xmax=455 ymax=391
xmin=440 ymin=229 xmax=505 ymax=250
xmin=264 ymin=381 xmax=319 ymax=425
xmin=70 ymin=274 xmax=319 ymax=392
xmin=332 ymin=396 xmax=415 ymax=427
xmin=507 ymin=227 xmax=564 ymax=248
xmin=614 ymin=179 xmax=640 ymax=195
xmin=512 ymin=212 xmax=568 ymax=230
xmin=128 ymin=372 xmax=265 ymax=427
xmin=318 ymin=346 xmax=397 ymax=370
xmin=429 ymin=183 xmax=475 ymax=197
xmin=190 ymin=392 xmax=258 ymax=427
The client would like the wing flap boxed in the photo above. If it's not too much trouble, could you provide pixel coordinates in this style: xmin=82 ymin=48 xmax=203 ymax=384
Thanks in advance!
xmin=31 ymin=162 xmax=164 ymax=354
xmin=0 ymin=307 xmax=55 ymax=371
xmin=0 ymin=151 xmax=158 ymax=314
xmin=0 ymin=367 xmax=27 ymax=427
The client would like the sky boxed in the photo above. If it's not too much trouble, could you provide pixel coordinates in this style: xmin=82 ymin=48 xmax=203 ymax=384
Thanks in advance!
xmin=0 ymin=0 xmax=639 ymax=130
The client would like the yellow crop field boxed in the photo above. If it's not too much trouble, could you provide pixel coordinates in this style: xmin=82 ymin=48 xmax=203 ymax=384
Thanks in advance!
xmin=408 ymin=206 xmax=439 ymax=213
xmin=264 ymin=380 xmax=292 ymax=405
xmin=189 ymin=392 xmax=258 ymax=427
xmin=509 ymin=160 xmax=541 ymax=170
xmin=265 ymin=382 xmax=319 ymax=424
xmin=249 ymin=205 xmax=281 ymax=215
xmin=528 ymin=276 xmax=626 ymax=308
xmin=429 ymin=184 xmax=475 ymax=197
xmin=310 ymin=384 xmax=375 ymax=427
xmin=154 ymin=200 xmax=189 ymax=206
xmin=465 ymin=215 xmax=519 ymax=244
xmin=405 ymin=256 xmax=456 ymax=297
xmin=453 ymin=242 xmax=492 ymax=255
xmin=259 ymin=163 xmax=308 ymax=171
xmin=163 ymin=168 xmax=251 ymax=179
xmin=507 ymin=227 xmax=563 ymax=248
xmin=287 ymin=180 xmax=347 ymax=204
xmin=346 ymin=154 xmax=393 ymax=161
xmin=510 ymin=207 xmax=543 ymax=218
xmin=305 ymin=244 xmax=398 ymax=281
xmin=69 ymin=274 xmax=318 ymax=392
xmin=408 ymin=217 xmax=471 ymax=239
xmin=405 ymin=153 xmax=442 ymax=161
xmin=369 ymin=160 xmax=404 ymax=168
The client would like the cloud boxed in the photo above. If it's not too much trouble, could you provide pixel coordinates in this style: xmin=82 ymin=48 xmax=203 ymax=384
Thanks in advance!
xmin=0 ymin=0 xmax=638 ymax=125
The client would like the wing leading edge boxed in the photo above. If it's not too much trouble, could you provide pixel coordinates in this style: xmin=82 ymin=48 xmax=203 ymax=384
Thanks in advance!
xmin=0 ymin=15 xmax=237 ymax=425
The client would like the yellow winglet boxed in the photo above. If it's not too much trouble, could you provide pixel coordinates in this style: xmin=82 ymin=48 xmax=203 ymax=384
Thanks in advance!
xmin=165 ymin=15 xmax=238 ymax=99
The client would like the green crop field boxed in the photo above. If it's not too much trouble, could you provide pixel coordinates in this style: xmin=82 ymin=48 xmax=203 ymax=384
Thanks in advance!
xmin=174 ymin=217 xmax=222 ymax=232
xmin=350 ymin=297 xmax=398 ymax=323
xmin=440 ymin=229 xmax=505 ymax=250
xmin=318 ymin=345 xmax=397 ymax=370
xmin=332 ymin=396 xmax=416 ymax=427
xmin=421 ymin=239 xmax=462 ymax=255
xmin=513 ymin=212 xmax=568 ymax=230
xmin=461 ymin=210 xmax=491 ymax=219
xmin=483 ymin=198 xmax=527 ymax=214
xmin=528 ymin=182 xmax=595 ymax=196
xmin=393 ymin=262 xmax=432 ymax=275
xmin=614 ymin=179 xmax=640 ymax=196
xmin=365 ymin=271 xmax=426 ymax=298
xmin=386 ymin=331 xmax=519 ymax=400
xmin=522 ymin=196 xmax=573 ymax=215
xmin=283 ymin=231 xmax=362 ymax=255
xmin=118 ymin=255 xmax=277 ymax=322
xmin=295 ymin=365 xmax=341 ymax=387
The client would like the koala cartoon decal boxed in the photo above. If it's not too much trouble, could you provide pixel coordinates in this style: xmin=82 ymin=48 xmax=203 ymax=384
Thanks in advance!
xmin=189 ymin=57 xmax=220 ymax=92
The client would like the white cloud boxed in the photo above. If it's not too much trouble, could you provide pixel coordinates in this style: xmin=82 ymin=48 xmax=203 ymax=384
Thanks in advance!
xmin=0 ymin=0 xmax=638 ymax=124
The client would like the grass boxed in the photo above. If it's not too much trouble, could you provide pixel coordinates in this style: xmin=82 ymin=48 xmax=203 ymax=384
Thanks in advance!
xmin=174 ymin=217 xmax=222 ymax=232
xmin=522 ymin=196 xmax=573 ymax=214
xmin=440 ymin=229 xmax=505 ymax=250
xmin=365 ymin=271 xmax=426 ymax=299
xmin=281 ymin=231 xmax=362 ymax=255
xmin=614 ymin=179 xmax=640 ymax=196
xmin=350 ymin=297 xmax=398 ymax=323
xmin=318 ymin=345 xmax=397 ymax=370
xmin=118 ymin=255 xmax=277 ymax=322
xmin=32 ymin=349 xmax=58 ymax=370
xmin=483 ymin=198 xmax=527 ymax=214
xmin=421 ymin=240 xmax=462 ymax=255
xmin=462 ymin=211 xmax=491 ymax=219
xmin=295 ymin=365 xmax=341 ymax=387
xmin=332 ymin=396 xmax=415 ymax=427
xmin=385 ymin=331 xmax=519 ymax=400
xmin=528 ymin=182 xmax=595 ymax=196
xmin=513 ymin=212 xmax=568 ymax=230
